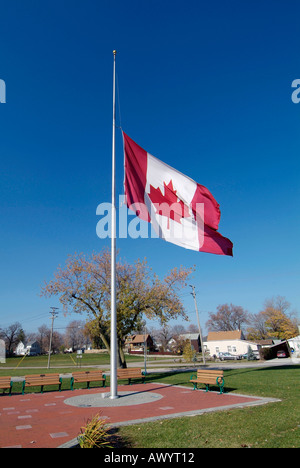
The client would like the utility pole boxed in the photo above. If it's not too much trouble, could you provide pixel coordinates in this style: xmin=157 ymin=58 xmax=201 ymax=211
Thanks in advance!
xmin=47 ymin=307 xmax=59 ymax=369
xmin=143 ymin=321 xmax=147 ymax=375
xmin=190 ymin=285 xmax=206 ymax=366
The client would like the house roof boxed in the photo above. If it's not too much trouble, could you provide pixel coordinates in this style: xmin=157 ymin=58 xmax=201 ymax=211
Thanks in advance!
xmin=254 ymin=339 xmax=274 ymax=345
xmin=207 ymin=330 xmax=243 ymax=341
xmin=179 ymin=333 xmax=199 ymax=340
xmin=126 ymin=334 xmax=150 ymax=344
xmin=17 ymin=341 xmax=39 ymax=347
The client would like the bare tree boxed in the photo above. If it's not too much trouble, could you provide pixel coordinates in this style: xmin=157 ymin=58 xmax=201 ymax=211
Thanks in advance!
xmin=0 ymin=322 xmax=24 ymax=356
xmin=151 ymin=325 xmax=174 ymax=352
xmin=36 ymin=324 xmax=49 ymax=353
xmin=65 ymin=320 xmax=86 ymax=351
xmin=206 ymin=304 xmax=250 ymax=332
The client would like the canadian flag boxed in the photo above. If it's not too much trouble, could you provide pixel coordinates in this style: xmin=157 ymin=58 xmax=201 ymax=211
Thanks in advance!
xmin=123 ymin=132 xmax=233 ymax=256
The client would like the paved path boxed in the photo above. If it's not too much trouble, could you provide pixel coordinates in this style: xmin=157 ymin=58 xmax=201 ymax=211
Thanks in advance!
xmin=0 ymin=382 xmax=279 ymax=448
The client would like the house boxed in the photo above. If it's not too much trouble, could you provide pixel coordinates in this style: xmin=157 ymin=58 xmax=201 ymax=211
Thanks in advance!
xmin=179 ymin=333 xmax=201 ymax=352
xmin=204 ymin=330 xmax=260 ymax=357
xmin=15 ymin=341 xmax=41 ymax=356
xmin=125 ymin=334 xmax=156 ymax=353
xmin=166 ymin=333 xmax=201 ymax=354
xmin=15 ymin=342 xmax=26 ymax=355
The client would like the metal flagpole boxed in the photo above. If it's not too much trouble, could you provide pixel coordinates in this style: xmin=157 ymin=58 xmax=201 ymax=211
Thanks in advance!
xmin=190 ymin=285 xmax=206 ymax=366
xmin=110 ymin=50 xmax=118 ymax=399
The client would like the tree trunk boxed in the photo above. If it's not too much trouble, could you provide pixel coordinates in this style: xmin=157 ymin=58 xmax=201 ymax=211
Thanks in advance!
xmin=99 ymin=333 xmax=127 ymax=368
xmin=118 ymin=342 xmax=127 ymax=368
xmin=100 ymin=333 xmax=110 ymax=353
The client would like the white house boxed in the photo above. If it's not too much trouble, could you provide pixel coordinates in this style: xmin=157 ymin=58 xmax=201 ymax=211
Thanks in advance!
xmin=288 ymin=335 xmax=300 ymax=357
xmin=204 ymin=330 xmax=260 ymax=357
xmin=15 ymin=341 xmax=41 ymax=356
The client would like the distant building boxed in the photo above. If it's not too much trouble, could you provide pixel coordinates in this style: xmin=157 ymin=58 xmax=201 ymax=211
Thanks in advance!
xmin=288 ymin=335 xmax=300 ymax=357
xmin=179 ymin=333 xmax=201 ymax=352
xmin=15 ymin=341 xmax=41 ymax=356
xmin=166 ymin=333 xmax=201 ymax=353
xmin=204 ymin=330 xmax=260 ymax=357
xmin=125 ymin=334 xmax=156 ymax=353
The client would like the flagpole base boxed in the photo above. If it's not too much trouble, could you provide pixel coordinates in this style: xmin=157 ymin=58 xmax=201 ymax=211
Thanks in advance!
xmin=101 ymin=392 xmax=119 ymax=400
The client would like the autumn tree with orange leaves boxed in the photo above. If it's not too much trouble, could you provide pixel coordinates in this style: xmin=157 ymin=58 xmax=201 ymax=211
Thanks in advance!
xmin=41 ymin=249 xmax=193 ymax=367
xmin=246 ymin=296 xmax=298 ymax=341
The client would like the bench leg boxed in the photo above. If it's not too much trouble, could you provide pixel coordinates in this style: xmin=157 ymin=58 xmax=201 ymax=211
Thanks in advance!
xmin=22 ymin=381 xmax=25 ymax=395
xmin=205 ymin=384 xmax=209 ymax=392
xmin=217 ymin=377 xmax=225 ymax=395
xmin=41 ymin=385 xmax=44 ymax=394
xmin=70 ymin=377 xmax=74 ymax=391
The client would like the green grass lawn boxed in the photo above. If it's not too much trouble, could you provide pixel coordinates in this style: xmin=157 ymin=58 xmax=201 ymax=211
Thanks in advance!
xmin=117 ymin=366 xmax=300 ymax=448
xmin=0 ymin=352 xmax=146 ymax=375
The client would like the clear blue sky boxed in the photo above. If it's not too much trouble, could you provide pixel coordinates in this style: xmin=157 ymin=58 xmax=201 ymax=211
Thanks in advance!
xmin=0 ymin=0 xmax=299 ymax=335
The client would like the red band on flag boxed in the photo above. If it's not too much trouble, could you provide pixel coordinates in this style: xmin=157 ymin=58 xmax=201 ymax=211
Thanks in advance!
xmin=123 ymin=132 xmax=150 ymax=222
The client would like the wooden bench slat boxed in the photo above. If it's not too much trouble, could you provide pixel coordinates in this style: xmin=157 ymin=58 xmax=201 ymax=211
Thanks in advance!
xmin=70 ymin=371 xmax=106 ymax=390
xmin=117 ymin=368 xmax=145 ymax=384
xmin=117 ymin=371 xmax=141 ymax=376
xmin=0 ymin=376 xmax=13 ymax=395
xmin=22 ymin=373 xmax=62 ymax=394
xmin=0 ymin=378 xmax=12 ymax=385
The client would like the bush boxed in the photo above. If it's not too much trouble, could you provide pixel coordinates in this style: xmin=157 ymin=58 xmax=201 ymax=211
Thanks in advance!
xmin=260 ymin=347 xmax=275 ymax=360
xmin=246 ymin=345 xmax=256 ymax=361
xmin=78 ymin=414 xmax=112 ymax=448
xmin=183 ymin=342 xmax=194 ymax=362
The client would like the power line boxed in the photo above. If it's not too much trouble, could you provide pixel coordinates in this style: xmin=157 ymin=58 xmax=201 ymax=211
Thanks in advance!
xmin=0 ymin=312 xmax=50 ymax=328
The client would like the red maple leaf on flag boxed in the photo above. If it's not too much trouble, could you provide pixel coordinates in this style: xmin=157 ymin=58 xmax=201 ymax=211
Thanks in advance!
xmin=148 ymin=180 xmax=190 ymax=229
